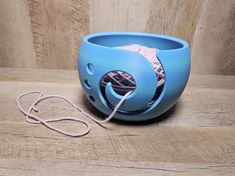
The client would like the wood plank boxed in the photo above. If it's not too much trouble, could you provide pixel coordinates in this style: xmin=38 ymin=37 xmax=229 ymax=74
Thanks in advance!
xmin=0 ymin=0 xmax=89 ymax=69
xmin=1 ymin=0 xmax=235 ymax=74
xmin=145 ymin=0 xmax=203 ymax=45
xmin=0 ymin=158 xmax=234 ymax=176
xmin=90 ymin=0 xmax=152 ymax=32
xmin=28 ymin=0 xmax=89 ymax=69
xmin=90 ymin=0 xmax=203 ymax=45
xmin=0 ymin=123 xmax=235 ymax=164
xmin=1 ymin=67 xmax=235 ymax=88
xmin=0 ymin=0 xmax=36 ymax=68
xmin=0 ymin=68 xmax=234 ymax=126
xmin=90 ymin=0 xmax=235 ymax=75
xmin=0 ymin=67 xmax=79 ymax=84
xmin=0 ymin=68 xmax=235 ymax=175
xmin=191 ymin=0 xmax=235 ymax=75
xmin=1 ymin=81 xmax=234 ymax=127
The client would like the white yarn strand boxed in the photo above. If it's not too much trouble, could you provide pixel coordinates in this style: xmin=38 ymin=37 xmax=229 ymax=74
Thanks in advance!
xmin=16 ymin=91 xmax=132 ymax=137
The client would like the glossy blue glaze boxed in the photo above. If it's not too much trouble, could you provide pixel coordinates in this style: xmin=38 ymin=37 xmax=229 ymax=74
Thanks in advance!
xmin=78 ymin=32 xmax=190 ymax=121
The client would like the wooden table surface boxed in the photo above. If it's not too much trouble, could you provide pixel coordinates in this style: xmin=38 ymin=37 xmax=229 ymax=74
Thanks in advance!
xmin=0 ymin=67 xmax=235 ymax=176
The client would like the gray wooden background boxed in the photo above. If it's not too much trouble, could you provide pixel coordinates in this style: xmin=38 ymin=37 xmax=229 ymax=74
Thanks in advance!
xmin=0 ymin=0 xmax=234 ymax=74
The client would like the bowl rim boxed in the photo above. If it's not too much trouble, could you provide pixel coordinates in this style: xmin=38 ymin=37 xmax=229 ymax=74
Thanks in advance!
xmin=83 ymin=32 xmax=189 ymax=51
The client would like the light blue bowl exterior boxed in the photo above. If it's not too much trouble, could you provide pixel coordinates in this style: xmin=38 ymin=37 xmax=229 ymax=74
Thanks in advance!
xmin=78 ymin=32 xmax=190 ymax=121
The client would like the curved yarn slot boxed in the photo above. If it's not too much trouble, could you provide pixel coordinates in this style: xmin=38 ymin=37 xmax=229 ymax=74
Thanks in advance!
xmin=100 ymin=44 xmax=165 ymax=108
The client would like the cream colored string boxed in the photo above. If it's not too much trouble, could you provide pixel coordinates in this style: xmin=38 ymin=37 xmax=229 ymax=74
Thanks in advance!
xmin=16 ymin=91 xmax=132 ymax=137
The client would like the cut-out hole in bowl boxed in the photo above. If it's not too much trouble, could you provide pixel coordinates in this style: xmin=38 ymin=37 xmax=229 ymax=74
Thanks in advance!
xmin=99 ymin=44 xmax=165 ymax=113
xmin=87 ymin=63 xmax=95 ymax=75
xmin=84 ymin=79 xmax=91 ymax=89
xmin=100 ymin=69 xmax=165 ymax=112
xmin=89 ymin=95 xmax=95 ymax=102
xmin=100 ymin=71 xmax=136 ymax=96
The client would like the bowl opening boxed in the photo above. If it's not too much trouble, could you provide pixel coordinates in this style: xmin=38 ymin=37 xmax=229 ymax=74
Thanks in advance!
xmin=88 ymin=34 xmax=184 ymax=50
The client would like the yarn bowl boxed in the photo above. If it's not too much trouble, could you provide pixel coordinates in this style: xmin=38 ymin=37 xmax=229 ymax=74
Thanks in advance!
xmin=78 ymin=32 xmax=190 ymax=122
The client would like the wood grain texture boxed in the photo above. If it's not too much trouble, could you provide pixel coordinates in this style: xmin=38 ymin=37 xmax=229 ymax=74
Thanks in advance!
xmin=90 ymin=0 xmax=152 ymax=32
xmin=0 ymin=68 xmax=235 ymax=175
xmin=0 ymin=67 xmax=234 ymax=127
xmin=0 ymin=0 xmax=89 ymax=69
xmin=0 ymin=159 xmax=234 ymax=176
xmin=90 ymin=0 xmax=203 ymax=42
xmin=191 ymin=0 xmax=235 ymax=75
xmin=28 ymin=0 xmax=89 ymax=69
xmin=0 ymin=0 xmax=36 ymax=67
xmin=0 ymin=0 xmax=234 ymax=75
xmin=0 ymin=123 xmax=235 ymax=164
xmin=145 ymin=0 xmax=203 ymax=45
xmin=90 ymin=0 xmax=235 ymax=75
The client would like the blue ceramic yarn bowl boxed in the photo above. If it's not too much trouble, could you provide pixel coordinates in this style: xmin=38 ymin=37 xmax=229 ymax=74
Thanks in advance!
xmin=78 ymin=32 xmax=190 ymax=121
